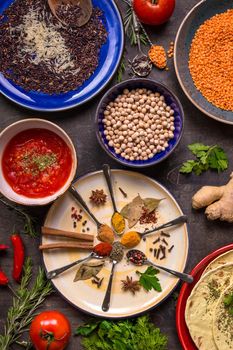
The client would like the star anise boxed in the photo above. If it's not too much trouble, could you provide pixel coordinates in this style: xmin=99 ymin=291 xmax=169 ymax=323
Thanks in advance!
xmin=89 ymin=189 xmax=107 ymax=205
xmin=121 ymin=276 xmax=141 ymax=295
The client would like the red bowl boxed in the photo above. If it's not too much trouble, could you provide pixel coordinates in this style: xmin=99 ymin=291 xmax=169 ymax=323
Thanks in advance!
xmin=176 ymin=243 xmax=233 ymax=350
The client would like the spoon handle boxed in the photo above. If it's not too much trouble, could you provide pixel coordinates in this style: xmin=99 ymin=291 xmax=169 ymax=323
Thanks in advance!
xmin=102 ymin=261 xmax=117 ymax=312
xmin=132 ymin=10 xmax=142 ymax=53
xmin=147 ymin=260 xmax=193 ymax=284
xmin=46 ymin=254 xmax=93 ymax=279
xmin=103 ymin=164 xmax=117 ymax=213
xmin=141 ymin=215 xmax=188 ymax=237
xmin=69 ymin=185 xmax=101 ymax=227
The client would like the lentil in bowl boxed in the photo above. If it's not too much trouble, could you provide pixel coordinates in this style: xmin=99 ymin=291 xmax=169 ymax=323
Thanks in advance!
xmin=96 ymin=79 xmax=184 ymax=168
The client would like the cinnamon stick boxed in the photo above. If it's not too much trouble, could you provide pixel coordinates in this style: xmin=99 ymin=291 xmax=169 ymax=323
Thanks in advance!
xmin=41 ymin=227 xmax=94 ymax=242
xmin=39 ymin=242 xmax=93 ymax=250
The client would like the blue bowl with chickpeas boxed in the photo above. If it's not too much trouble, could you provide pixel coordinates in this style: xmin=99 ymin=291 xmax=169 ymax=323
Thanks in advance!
xmin=95 ymin=78 xmax=184 ymax=167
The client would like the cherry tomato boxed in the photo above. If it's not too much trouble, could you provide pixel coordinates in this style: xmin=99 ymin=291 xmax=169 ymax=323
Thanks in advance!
xmin=29 ymin=311 xmax=71 ymax=350
xmin=133 ymin=0 xmax=175 ymax=26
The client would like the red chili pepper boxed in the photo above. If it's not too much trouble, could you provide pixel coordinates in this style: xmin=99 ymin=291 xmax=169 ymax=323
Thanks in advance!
xmin=0 ymin=268 xmax=9 ymax=285
xmin=11 ymin=234 xmax=25 ymax=283
xmin=0 ymin=244 xmax=9 ymax=251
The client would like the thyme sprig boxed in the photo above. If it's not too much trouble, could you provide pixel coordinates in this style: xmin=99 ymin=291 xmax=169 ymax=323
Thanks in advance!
xmin=0 ymin=196 xmax=37 ymax=237
xmin=0 ymin=258 xmax=53 ymax=350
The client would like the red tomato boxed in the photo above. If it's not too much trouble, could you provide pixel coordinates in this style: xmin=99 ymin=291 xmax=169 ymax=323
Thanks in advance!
xmin=29 ymin=311 xmax=71 ymax=350
xmin=133 ymin=0 xmax=175 ymax=26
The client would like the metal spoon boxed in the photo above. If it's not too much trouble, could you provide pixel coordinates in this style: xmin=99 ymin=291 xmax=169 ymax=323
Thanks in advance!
xmin=48 ymin=0 xmax=92 ymax=27
xmin=69 ymin=185 xmax=114 ymax=242
xmin=102 ymin=164 xmax=125 ymax=235
xmin=131 ymin=10 xmax=152 ymax=77
xmin=46 ymin=252 xmax=103 ymax=279
xmin=140 ymin=215 xmax=188 ymax=237
xmin=102 ymin=259 xmax=118 ymax=312
xmin=127 ymin=249 xmax=193 ymax=284
xmin=102 ymin=242 xmax=124 ymax=312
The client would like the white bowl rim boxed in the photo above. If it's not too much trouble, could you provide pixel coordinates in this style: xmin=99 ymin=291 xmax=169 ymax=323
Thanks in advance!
xmin=0 ymin=118 xmax=77 ymax=206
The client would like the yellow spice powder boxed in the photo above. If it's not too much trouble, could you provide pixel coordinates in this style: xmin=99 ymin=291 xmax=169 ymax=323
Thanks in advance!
xmin=121 ymin=231 xmax=141 ymax=249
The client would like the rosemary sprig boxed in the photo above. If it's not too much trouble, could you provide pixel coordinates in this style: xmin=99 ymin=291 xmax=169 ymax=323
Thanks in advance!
xmin=0 ymin=258 xmax=53 ymax=350
xmin=123 ymin=1 xmax=149 ymax=46
xmin=0 ymin=196 xmax=37 ymax=237
xmin=117 ymin=54 xmax=126 ymax=82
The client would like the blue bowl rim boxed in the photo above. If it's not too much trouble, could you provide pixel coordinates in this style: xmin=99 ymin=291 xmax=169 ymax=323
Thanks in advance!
xmin=0 ymin=0 xmax=125 ymax=112
xmin=95 ymin=78 xmax=185 ymax=168
xmin=174 ymin=0 xmax=233 ymax=125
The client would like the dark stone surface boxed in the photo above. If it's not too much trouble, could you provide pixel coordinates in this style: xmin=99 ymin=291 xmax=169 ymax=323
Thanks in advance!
xmin=0 ymin=0 xmax=233 ymax=349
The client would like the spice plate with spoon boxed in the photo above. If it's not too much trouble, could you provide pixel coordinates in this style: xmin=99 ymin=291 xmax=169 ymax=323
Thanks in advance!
xmin=42 ymin=169 xmax=189 ymax=318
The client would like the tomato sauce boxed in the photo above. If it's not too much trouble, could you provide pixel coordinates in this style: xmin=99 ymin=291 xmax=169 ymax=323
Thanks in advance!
xmin=2 ymin=129 xmax=73 ymax=198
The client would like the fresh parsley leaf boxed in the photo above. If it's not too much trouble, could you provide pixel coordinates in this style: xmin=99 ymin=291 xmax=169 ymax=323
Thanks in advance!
xmin=179 ymin=160 xmax=198 ymax=174
xmin=75 ymin=322 xmax=100 ymax=336
xmin=188 ymin=143 xmax=210 ymax=156
xmin=136 ymin=266 xmax=162 ymax=292
xmin=208 ymin=147 xmax=228 ymax=172
xmin=180 ymin=143 xmax=228 ymax=175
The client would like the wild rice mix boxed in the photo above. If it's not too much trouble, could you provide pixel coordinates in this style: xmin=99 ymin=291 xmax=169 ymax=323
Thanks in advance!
xmin=0 ymin=0 xmax=107 ymax=94
xmin=189 ymin=9 xmax=233 ymax=111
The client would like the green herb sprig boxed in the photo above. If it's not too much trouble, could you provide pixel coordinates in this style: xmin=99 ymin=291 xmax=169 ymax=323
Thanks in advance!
xmin=117 ymin=55 xmax=126 ymax=82
xmin=0 ymin=196 xmax=37 ymax=237
xmin=122 ymin=0 xmax=150 ymax=46
xmin=0 ymin=258 xmax=53 ymax=350
xmin=224 ymin=292 xmax=233 ymax=316
xmin=136 ymin=266 xmax=162 ymax=292
xmin=180 ymin=143 xmax=228 ymax=175
xmin=75 ymin=315 xmax=168 ymax=350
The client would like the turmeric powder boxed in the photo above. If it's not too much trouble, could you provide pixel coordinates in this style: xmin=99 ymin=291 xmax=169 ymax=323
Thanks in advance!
xmin=121 ymin=231 xmax=141 ymax=249
xmin=111 ymin=212 xmax=125 ymax=235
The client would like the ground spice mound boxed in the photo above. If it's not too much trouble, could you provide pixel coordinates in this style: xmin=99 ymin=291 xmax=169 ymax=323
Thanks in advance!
xmin=0 ymin=0 xmax=107 ymax=94
xmin=189 ymin=9 xmax=233 ymax=111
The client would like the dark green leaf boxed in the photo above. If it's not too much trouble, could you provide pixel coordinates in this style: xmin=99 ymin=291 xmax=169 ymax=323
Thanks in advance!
xmin=136 ymin=267 xmax=162 ymax=292
xmin=179 ymin=160 xmax=197 ymax=174
xmin=224 ymin=293 xmax=233 ymax=306
xmin=75 ymin=322 xmax=100 ymax=336
xmin=188 ymin=143 xmax=210 ymax=155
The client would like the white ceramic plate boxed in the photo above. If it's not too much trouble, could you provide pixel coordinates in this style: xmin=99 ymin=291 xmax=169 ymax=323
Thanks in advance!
xmin=42 ymin=170 xmax=189 ymax=318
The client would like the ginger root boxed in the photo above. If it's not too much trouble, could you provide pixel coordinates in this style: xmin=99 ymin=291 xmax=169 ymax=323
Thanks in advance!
xmin=192 ymin=173 xmax=233 ymax=222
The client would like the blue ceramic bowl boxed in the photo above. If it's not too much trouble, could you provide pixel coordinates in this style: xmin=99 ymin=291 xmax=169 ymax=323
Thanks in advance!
xmin=0 ymin=0 xmax=124 ymax=112
xmin=174 ymin=0 xmax=233 ymax=124
xmin=95 ymin=79 xmax=184 ymax=168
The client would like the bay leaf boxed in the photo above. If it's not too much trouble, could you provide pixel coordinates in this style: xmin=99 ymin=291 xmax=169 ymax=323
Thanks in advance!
xmin=120 ymin=195 xmax=144 ymax=228
xmin=143 ymin=198 xmax=164 ymax=213
xmin=74 ymin=260 xmax=104 ymax=282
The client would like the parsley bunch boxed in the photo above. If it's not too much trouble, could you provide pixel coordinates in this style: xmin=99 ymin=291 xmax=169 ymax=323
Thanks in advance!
xmin=180 ymin=143 xmax=228 ymax=175
xmin=75 ymin=315 xmax=168 ymax=350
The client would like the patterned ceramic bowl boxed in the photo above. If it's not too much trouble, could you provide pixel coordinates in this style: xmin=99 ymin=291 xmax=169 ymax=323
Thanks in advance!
xmin=95 ymin=78 xmax=184 ymax=168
